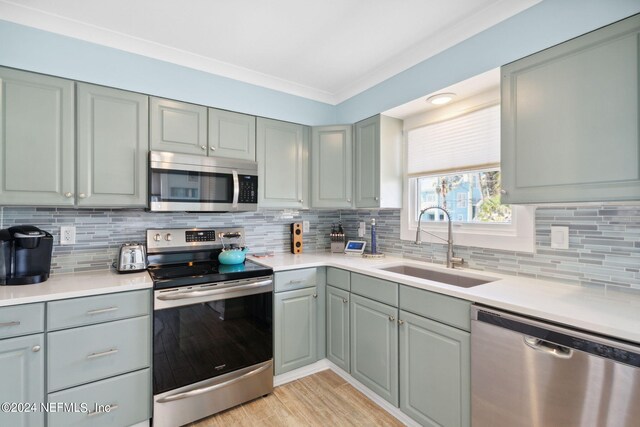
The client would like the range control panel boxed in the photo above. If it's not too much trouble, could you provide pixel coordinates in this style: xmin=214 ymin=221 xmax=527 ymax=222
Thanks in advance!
xmin=146 ymin=227 xmax=244 ymax=253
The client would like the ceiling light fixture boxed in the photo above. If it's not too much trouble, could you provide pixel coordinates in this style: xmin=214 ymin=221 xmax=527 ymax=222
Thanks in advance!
xmin=427 ymin=92 xmax=456 ymax=105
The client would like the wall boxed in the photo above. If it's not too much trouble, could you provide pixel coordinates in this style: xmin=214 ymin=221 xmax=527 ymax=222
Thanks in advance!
xmin=337 ymin=204 xmax=640 ymax=290
xmin=0 ymin=207 xmax=336 ymax=274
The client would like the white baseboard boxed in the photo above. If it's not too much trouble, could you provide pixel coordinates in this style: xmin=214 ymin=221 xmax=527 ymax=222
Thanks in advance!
xmin=274 ymin=359 xmax=420 ymax=427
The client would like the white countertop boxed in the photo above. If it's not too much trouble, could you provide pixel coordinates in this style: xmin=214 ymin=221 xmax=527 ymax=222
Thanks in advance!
xmin=0 ymin=269 xmax=153 ymax=307
xmin=251 ymin=252 xmax=640 ymax=345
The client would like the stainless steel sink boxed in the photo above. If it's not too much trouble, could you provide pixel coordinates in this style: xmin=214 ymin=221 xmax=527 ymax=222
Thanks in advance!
xmin=378 ymin=265 xmax=495 ymax=288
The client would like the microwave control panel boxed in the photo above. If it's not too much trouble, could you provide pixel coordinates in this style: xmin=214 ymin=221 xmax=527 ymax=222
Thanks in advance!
xmin=238 ymin=175 xmax=258 ymax=204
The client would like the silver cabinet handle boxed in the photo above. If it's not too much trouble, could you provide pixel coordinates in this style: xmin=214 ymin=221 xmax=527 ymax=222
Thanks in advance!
xmin=313 ymin=294 xmax=318 ymax=298
xmin=398 ymin=319 xmax=405 ymax=325
xmin=157 ymin=361 xmax=272 ymax=403
xmin=87 ymin=404 xmax=118 ymax=417
xmin=389 ymin=316 xmax=395 ymax=322
xmin=64 ymin=192 xmax=73 ymax=198
xmin=288 ymin=280 xmax=304 ymax=285
xmin=299 ymin=199 xmax=303 ymax=203
xmin=32 ymin=345 xmax=41 ymax=352
xmin=342 ymin=298 xmax=348 ymax=303
xmin=210 ymin=146 xmax=216 ymax=151
xmin=200 ymin=145 xmax=206 ymax=150
xmin=374 ymin=196 xmax=379 ymax=201
xmin=347 ymin=198 xmax=351 ymax=203
xmin=87 ymin=348 xmax=119 ymax=359
xmin=86 ymin=307 xmax=118 ymax=315
xmin=500 ymin=189 xmax=507 ymax=195
xmin=78 ymin=193 xmax=86 ymax=199
xmin=0 ymin=321 xmax=21 ymax=327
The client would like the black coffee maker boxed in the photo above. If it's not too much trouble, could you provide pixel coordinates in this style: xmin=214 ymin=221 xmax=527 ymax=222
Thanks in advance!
xmin=0 ymin=225 xmax=53 ymax=285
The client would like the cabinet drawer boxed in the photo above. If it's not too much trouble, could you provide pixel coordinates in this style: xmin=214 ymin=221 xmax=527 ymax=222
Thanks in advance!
xmin=47 ymin=290 xmax=150 ymax=331
xmin=275 ymin=268 xmax=317 ymax=292
xmin=0 ymin=303 xmax=44 ymax=339
xmin=48 ymin=368 xmax=151 ymax=427
xmin=327 ymin=267 xmax=350 ymax=291
xmin=351 ymin=273 xmax=398 ymax=306
xmin=48 ymin=316 xmax=151 ymax=392
xmin=399 ymin=285 xmax=471 ymax=331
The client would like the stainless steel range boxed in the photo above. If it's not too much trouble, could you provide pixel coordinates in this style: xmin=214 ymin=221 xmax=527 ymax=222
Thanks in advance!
xmin=147 ymin=227 xmax=274 ymax=427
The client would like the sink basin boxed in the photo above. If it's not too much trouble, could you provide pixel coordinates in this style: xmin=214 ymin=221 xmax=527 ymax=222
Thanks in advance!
xmin=378 ymin=265 xmax=495 ymax=288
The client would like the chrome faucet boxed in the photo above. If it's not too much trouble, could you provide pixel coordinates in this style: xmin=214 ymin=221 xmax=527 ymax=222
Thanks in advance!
xmin=415 ymin=206 xmax=464 ymax=269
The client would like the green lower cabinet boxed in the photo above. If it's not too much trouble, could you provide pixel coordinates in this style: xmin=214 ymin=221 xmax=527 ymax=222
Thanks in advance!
xmin=0 ymin=334 xmax=44 ymax=427
xmin=326 ymin=286 xmax=350 ymax=372
xmin=350 ymin=293 xmax=398 ymax=406
xmin=274 ymin=286 xmax=318 ymax=375
xmin=48 ymin=368 xmax=151 ymax=427
xmin=399 ymin=310 xmax=470 ymax=427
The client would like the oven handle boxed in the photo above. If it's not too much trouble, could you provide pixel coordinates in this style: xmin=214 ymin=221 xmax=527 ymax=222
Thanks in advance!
xmin=156 ymin=361 xmax=272 ymax=403
xmin=156 ymin=279 xmax=273 ymax=301
xmin=232 ymin=170 xmax=239 ymax=208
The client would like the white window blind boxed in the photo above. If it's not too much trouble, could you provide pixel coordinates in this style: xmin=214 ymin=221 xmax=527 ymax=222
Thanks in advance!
xmin=407 ymin=104 xmax=500 ymax=177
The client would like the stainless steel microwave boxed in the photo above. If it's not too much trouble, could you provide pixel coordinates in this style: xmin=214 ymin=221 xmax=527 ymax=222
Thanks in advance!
xmin=149 ymin=151 xmax=258 ymax=212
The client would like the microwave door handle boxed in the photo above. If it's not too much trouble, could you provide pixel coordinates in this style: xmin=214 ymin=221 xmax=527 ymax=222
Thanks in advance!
xmin=232 ymin=170 xmax=239 ymax=208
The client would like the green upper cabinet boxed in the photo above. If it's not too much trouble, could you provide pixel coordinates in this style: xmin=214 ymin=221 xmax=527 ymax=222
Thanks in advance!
xmin=311 ymin=125 xmax=353 ymax=208
xmin=354 ymin=115 xmax=402 ymax=208
xmin=256 ymin=118 xmax=309 ymax=209
xmin=501 ymin=14 xmax=640 ymax=204
xmin=0 ymin=67 xmax=75 ymax=206
xmin=399 ymin=310 xmax=470 ymax=427
xmin=0 ymin=334 xmax=45 ymax=427
xmin=150 ymin=97 xmax=208 ymax=155
xmin=76 ymin=84 xmax=148 ymax=207
xmin=208 ymin=108 xmax=256 ymax=161
xmin=350 ymin=293 xmax=398 ymax=406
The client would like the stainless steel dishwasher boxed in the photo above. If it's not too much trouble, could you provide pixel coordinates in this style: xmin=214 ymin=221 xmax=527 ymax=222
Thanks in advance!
xmin=471 ymin=306 xmax=640 ymax=427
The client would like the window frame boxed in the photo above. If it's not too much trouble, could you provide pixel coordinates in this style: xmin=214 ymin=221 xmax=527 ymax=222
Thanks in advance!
xmin=400 ymin=103 xmax=535 ymax=253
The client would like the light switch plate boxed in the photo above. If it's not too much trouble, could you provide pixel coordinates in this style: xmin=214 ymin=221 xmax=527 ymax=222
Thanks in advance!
xmin=302 ymin=221 xmax=310 ymax=233
xmin=550 ymin=226 xmax=569 ymax=249
xmin=358 ymin=222 xmax=366 ymax=237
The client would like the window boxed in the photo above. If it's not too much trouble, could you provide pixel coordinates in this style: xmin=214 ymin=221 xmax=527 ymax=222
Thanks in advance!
xmin=401 ymin=103 xmax=535 ymax=252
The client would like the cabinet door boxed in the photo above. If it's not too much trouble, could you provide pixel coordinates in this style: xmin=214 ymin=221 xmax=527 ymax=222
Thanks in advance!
xmin=256 ymin=118 xmax=309 ymax=209
xmin=326 ymin=286 xmax=350 ymax=372
xmin=150 ymin=97 xmax=207 ymax=155
xmin=76 ymin=84 xmax=148 ymax=207
xmin=311 ymin=125 xmax=353 ymax=208
xmin=350 ymin=294 xmax=398 ymax=406
xmin=399 ymin=310 xmax=470 ymax=427
xmin=208 ymin=109 xmax=256 ymax=160
xmin=355 ymin=116 xmax=380 ymax=208
xmin=501 ymin=15 xmax=640 ymax=203
xmin=274 ymin=287 xmax=317 ymax=375
xmin=0 ymin=334 xmax=44 ymax=427
xmin=0 ymin=68 xmax=75 ymax=206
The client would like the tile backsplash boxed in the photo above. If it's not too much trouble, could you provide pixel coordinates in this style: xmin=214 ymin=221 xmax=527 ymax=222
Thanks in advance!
xmin=0 ymin=207 xmax=336 ymax=274
xmin=337 ymin=204 xmax=640 ymax=290
xmin=1 ymin=204 xmax=639 ymax=291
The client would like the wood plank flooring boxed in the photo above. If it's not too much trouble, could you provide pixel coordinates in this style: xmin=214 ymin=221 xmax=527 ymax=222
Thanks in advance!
xmin=189 ymin=369 xmax=405 ymax=426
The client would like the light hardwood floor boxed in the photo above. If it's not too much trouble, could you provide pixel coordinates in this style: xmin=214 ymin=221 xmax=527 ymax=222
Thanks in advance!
xmin=189 ymin=369 xmax=405 ymax=426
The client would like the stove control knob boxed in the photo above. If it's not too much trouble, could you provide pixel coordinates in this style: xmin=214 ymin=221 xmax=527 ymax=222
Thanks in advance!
xmin=154 ymin=233 xmax=161 ymax=242
xmin=165 ymin=233 xmax=172 ymax=242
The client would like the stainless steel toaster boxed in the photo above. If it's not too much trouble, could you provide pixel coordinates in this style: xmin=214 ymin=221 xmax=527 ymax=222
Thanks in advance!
xmin=116 ymin=242 xmax=147 ymax=272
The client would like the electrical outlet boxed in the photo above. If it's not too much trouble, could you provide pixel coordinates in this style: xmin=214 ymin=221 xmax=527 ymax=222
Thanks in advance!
xmin=358 ymin=221 xmax=366 ymax=237
xmin=302 ymin=220 xmax=310 ymax=233
xmin=60 ymin=226 xmax=76 ymax=245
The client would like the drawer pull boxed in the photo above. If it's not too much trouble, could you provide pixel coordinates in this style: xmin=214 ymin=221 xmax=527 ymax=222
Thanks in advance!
xmin=87 ymin=348 xmax=119 ymax=359
xmin=388 ymin=316 xmax=395 ymax=322
xmin=32 ymin=345 xmax=41 ymax=352
xmin=342 ymin=298 xmax=348 ymax=303
xmin=0 ymin=321 xmax=20 ymax=327
xmin=86 ymin=307 xmax=118 ymax=315
xmin=288 ymin=280 xmax=304 ymax=285
xmin=87 ymin=403 xmax=118 ymax=417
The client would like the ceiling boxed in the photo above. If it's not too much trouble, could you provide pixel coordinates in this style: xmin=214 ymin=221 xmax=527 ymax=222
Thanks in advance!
xmin=0 ymin=0 xmax=539 ymax=105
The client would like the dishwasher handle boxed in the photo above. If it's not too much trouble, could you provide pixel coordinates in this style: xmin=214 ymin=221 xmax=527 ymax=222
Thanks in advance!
xmin=524 ymin=335 xmax=573 ymax=359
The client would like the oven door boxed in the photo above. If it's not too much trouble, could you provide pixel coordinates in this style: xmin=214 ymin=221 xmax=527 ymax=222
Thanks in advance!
xmin=149 ymin=151 xmax=258 ymax=212
xmin=153 ymin=277 xmax=273 ymax=395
